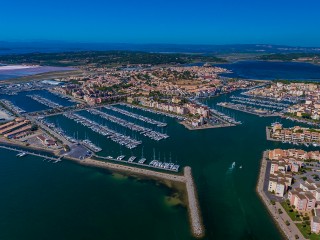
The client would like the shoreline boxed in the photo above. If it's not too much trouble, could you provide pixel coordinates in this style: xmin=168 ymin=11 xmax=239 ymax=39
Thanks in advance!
xmin=256 ymin=151 xmax=305 ymax=240
xmin=0 ymin=138 xmax=205 ymax=238
xmin=0 ymin=69 xmax=84 ymax=85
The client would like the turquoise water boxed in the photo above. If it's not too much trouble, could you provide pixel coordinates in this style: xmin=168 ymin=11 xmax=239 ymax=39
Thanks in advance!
xmin=0 ymin=90 xmax=301 ymax=239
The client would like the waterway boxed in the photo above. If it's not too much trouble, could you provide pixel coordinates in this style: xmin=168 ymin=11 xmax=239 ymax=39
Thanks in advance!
xmin=1 ymin=89 xmax=309 ymax=239
xmin=215 ymin=60 xmax=320 ymax=81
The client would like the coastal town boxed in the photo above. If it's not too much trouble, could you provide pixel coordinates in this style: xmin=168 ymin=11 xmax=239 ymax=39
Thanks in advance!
xmin=267 ymin=123 xmax=320 ymax=146
xmin=261 ymin=148 xmax=320 ymax=238
xmin=1 ymin=57 xmax=320 ymax=240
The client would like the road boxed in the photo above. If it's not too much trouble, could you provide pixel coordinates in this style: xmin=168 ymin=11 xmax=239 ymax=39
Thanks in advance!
xmin=257 ymin=151 xmax=306 ymax=240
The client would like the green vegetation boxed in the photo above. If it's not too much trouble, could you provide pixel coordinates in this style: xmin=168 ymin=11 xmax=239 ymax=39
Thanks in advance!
xmin=297 ymin=223 xmax=319 ymax=240
xmin=259 ymin=53 xmax=320 ymax=62
xmin=30 ymin=124 xmax=38 ymax=131
xmin=281 ymin=201 xmax=301 ymax=221
xmin=0 ymin=51 xmax=227 ymax=67
xmin=275 ymin=79 xmax=320 ymax=85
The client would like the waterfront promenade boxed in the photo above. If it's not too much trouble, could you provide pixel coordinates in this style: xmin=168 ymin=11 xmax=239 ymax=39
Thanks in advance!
xmin=256 ymin=151 xmax=305 ymax=240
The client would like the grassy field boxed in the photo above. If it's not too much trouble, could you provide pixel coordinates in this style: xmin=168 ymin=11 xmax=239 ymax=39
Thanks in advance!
xmin=280 ymin=201 xmax=302 ymax=221
xmin=296 ymin=223 xmax=319 ymax=240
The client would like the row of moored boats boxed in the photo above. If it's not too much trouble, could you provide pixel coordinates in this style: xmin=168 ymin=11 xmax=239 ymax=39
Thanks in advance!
xmin=27 ymin=94 xmax=63 ymax=108
xmin=105 ymin=105 xmax=167 ymax=127
xmin=64 ymin=112 xmax=141 ymax=149
xmin=104 ymin=155 xmax=180 ymax=172
xmin=0 ymin=99 xmax=26 ymax=114
xmin=88 ymin=109 xmax=169 ymax=141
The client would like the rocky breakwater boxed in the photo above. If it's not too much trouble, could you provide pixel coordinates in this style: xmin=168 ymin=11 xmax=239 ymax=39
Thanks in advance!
xmin=184 ymin=166 xmax=205 ymax=238
xmin=78 ymin=159 xmax=205 ymax=238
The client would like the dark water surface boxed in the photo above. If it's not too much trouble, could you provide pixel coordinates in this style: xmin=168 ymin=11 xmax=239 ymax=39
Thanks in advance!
xmin=215 ymin=60 xmax=320 ymax=81
xmin=0 ymin=91 xmax=296 ymax=240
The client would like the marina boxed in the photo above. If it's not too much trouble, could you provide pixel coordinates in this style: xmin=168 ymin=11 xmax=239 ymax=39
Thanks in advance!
xmin=94 ymin=154 xmax=180 ymax=172
xmin=88 ymin=108 xmax=169 ymax=141
xmin=81 ymin=139 xmax=102 ymax=153
xmin=39 ymin=118 xmax=78 ymax=144
xmin=230 ymin=96 xmax=289 ymax=110
xmin=191 ymin=98 xmax=241 ymax=125
xmin=27 ymin=94 xmax=63 ymax=108
xmin=105 ymin=105 xmax=167 ymax=127
xmin=0 ymin=99 xmax=26 ymax=114
xmin=63 ymin=112 xmax=142 ymax=149
xmin=209 ymin=107 xmax=241 ymax=125
xmin=217 ymin=102 xmax=279 ymax=117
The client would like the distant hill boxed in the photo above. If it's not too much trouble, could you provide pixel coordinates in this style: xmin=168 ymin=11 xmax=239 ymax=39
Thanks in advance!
xmin=0 ymin=42 xmax=319 ymax=55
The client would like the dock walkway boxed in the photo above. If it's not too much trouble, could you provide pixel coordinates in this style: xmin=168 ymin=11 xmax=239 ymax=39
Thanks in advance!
xmin=0 ymin=145 xmax=62 ymax=162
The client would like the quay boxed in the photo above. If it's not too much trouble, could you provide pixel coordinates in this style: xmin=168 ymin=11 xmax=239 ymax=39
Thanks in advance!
xmin=218 ymin=102 xmax=280 ymax=117
xmin=256 ymin=151 xmax=305 ymax=240
xmin=93 ymin=154 xmax=180 ymax=172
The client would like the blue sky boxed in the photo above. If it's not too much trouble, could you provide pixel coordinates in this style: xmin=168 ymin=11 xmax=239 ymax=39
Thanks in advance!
xmin=1 ymin=0 xmax=320 ymax=46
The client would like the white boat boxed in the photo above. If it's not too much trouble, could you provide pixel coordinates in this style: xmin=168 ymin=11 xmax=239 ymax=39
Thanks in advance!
xmin=231 ymin=162 xmax=236 ymax=169
xmin=128 ymin=156 xmax=136 ymax=163
xmin=17 ymin=152 xmax=27 ymax=157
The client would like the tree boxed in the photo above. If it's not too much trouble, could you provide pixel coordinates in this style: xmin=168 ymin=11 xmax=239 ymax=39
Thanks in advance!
xmin=31 ymin=124 xmax=38 ymax=131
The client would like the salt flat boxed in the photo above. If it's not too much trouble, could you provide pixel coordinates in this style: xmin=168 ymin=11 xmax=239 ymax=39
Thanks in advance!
xmin=0 ymin=65 xmax=38 ymax=71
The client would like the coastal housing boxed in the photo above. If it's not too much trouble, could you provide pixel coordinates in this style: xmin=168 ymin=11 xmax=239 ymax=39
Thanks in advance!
xmin=268 ymin=149 xmax=320 ymax=234
xmin=132 ymin=96 xmax=210 ymax=118
xmin=270 ymin=123 xmax=320 ymax=144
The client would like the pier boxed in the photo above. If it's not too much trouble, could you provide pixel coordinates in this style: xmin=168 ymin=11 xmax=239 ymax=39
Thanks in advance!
xmin=63 ymin=112 xmax=142 ymax=149
xmin=105 ymin=105 xmax=167 ymax=127
xmin=0 ymin=145 xmax=62 ymax=163
xmin=217 ymin=102 xmax=279 ymax=117
xmin=27 ymin=94 xmax=63 ymax=108
xmin=88 ymin=109 xmax=169 ymax=141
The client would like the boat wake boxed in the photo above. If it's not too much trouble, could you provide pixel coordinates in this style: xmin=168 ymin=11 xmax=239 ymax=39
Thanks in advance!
xmin=227 ymin=161 xmax=236 ymax=173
